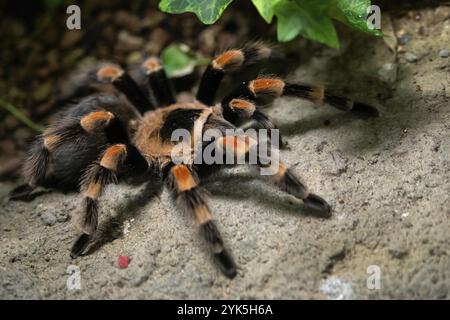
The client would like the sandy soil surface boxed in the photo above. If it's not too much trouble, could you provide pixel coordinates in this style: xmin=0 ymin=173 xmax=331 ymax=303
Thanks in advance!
xmin=1 ymin=6 xmax=449 ymax=299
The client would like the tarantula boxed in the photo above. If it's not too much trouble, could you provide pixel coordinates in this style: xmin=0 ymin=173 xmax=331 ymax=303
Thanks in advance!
xmin=9 ymin=43 xmax=378 ymax=278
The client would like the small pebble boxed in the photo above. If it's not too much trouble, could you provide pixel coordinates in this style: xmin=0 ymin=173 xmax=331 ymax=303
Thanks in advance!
xmin=40 ymin=212 xmax=57 ymax=226
xmin=56 ymin=212 xmax=69 ymax=223
xmin=404 ymin=52 xmax=418 ymax=63
xmin=378 ymin=63 xmax=398 ymax=84
xmin=438 ymin=49 xmax=449 ymax=58
xmin=117 ymin=255 xmax=131 ymax=269
xmin=398 ymin=35 xmax=411 ymax=45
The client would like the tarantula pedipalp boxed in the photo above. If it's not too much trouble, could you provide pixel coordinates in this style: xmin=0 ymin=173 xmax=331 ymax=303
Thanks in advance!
xmin=10 ymin=42 xmax=378 ymax=278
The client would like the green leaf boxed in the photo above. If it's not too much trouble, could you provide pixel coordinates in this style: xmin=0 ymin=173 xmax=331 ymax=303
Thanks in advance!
xmin=161 ymin=44 xmax=210 ymax=77
xmin=274 ymin=0 xmax=339 ymax=48
xmin=159 ymin=0 xmax=233 ymax=24
xmin=329 ymin=0 xmax=382 ymax=36
xmin=251 ymin=0 xmax=281 ymax=23
xmin=161 ymin=44 xmax=192 ymax=77
xmin=274 ymin=1 xmax=302 ymax=42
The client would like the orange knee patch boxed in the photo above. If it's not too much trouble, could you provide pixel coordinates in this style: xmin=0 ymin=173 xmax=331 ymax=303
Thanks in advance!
xmin=195 ymin=205 xmax=212 ymax=225
xmin=274 ymin=162 xmax=287 ymax=181
xmin=43 ymin=134 xmax=62 ymax=150
xmin=142 ymin=57 xmax=162 ymax=73
xmin=81 ymin=111 xmax=114 ymax=132
xmin=212 ymin=50 xmax=244 ymax=70
xmin=248 ymin=78 xmax=285 ymax=97
xmin=229 ymin=99 xmax=256 ymax=117
xmin=97 ymin=65 xmax=123 ymax=82
xmin=221 ymin=136 xmax=239 ymax=150
xmin=85 ymin=181 xmax=102 ymax=199
xmin=260 ymin=161 xmax=287 ymax=180
xmin=310 ymin=86 xmax=325 ymax=103
xmin=218 ymin=135 xmax=254 ymax=155
xmin=100 ymin=144 xmax=127 ymax=170
xmin=171 ymin=165 xmax=198 ymax=191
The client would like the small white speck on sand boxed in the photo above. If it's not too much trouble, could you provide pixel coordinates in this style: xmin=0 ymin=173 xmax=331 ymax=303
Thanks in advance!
xmin=320 ymin=276 xmax=354 ymax=300
xmin=123 ymin=220 xmax=131 ymax=236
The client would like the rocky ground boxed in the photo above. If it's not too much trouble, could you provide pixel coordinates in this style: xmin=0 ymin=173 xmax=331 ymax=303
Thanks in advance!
xmin=1 ymin=4 xmax=449 ymax=299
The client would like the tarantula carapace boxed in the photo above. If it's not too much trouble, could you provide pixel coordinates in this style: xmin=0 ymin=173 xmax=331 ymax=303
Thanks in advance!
xmin=10 ymin=42 xmax=378 ymax=278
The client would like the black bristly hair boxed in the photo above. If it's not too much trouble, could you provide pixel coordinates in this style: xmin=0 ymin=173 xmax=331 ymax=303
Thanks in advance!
xmin=196 ymin=42 xmax=277 ymax=105
xmin=10 ymin=42 xmax=379 ymax=279
xmin=142 ymin=57 xmax=176 ymax=107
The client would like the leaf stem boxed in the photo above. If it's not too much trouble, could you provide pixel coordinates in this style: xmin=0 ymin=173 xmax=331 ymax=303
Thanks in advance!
xmin=0 ymin=99 xmax=45 ymax=133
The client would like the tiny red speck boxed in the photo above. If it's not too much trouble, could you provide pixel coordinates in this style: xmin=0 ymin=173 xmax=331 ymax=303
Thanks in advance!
xmin=117 ymin=255 xmax=130 ymax=269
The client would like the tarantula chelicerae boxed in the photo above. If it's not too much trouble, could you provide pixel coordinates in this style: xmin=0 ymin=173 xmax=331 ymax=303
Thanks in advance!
xmin=10 ymin=42 xmax=378 ymax=278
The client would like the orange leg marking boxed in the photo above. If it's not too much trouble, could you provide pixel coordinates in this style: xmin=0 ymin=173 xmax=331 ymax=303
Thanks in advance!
xmin=212 ymin=50 xmax=244 ymax=70
xmin=80 ymin=111 xmax=114 ymax=133
xmin=171 ymin=164 xmax=198 ymax=191
xmin=100 ymin=144 xmax=127 ymax=171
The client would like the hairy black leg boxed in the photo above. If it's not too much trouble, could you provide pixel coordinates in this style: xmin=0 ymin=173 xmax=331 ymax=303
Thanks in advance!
xmin=9 ymin=184 xmax=36 ymax=201
xmin=220 ymin=98 xmax=283 ymax=147
xmin=283 ymin=82 xmax=379 ymax=118
xmin=142 ymin=57 xmax=176 ymax=107
xmin=97 ymin=64 xmax=155 ymax=113
xmin=11 ymin=95 xmax=142 ymax=201
xmin=215 ymin=134 xmax=332 ymax=217
xmin=80 ymin=110 xmax=129 ymax=143
xmin=71 ymin=109 xmax=148 ymax=258
xmin=266 ymin=163 xmax=331 ymax=216
xmin=70 ymin=142 xmax=148 ymax=258
xmin=164 ymin=163 xmax=237 ymax=278
xmin=71 ymin=233 xmax=94 ymax=258
xmin=223 ymin=77 xmax=379 ymax=119
xmin=196 ymin=42 xmax=276 ymax=105
xmin=9 ymin=133 xmax=54 ymax=201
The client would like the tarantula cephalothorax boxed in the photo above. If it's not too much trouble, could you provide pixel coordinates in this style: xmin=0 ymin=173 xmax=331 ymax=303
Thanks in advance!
xmin=10 ymin=42 xmax=378 ymax=278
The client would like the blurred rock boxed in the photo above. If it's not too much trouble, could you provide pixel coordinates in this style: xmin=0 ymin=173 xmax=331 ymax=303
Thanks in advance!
xmin=4 ymin=115 xmax=19 ymax=130
xmin=61 ymin=30 xmax=84 ymax=49
xmin=33 ymin=83 xmax=51 ymax=102
xmin=405 ymin=52 xmax=419 ymax=62
xmin=56 ymin=211 xmax=70 ymax=223
xmin=14 ymin=128 xmax=32 ymax=148
xmin=40 ymin=212 xmax=57 ymax=226
xmin=378 ymin=63 xmax=398 ymax=83
xmin=117 ymin=31 xmax=144 ymax=52
xmin=114 ymin=11 xmax=141 ymax=32
xmin=0 ymin=139 xmax=16 ymax=157
xmin=398 ymin=34 xmax=412 ymax=45
xmin=146 ymin=29 xmax=170 ymax=55
xmin=438 ymin=49 xmax=449 ymax=58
